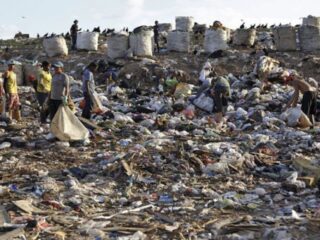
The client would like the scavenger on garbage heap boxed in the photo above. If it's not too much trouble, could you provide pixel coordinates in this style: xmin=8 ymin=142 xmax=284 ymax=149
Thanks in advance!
xmin=282 ymin=70 xmax=317 ymax=127
xmin=3 ymin=60 xmax=21 ymax=121
xmin=153 ymin=21 xmax=160 ymax=53
xmin=82 ymin=62 xmax=98 ymax=119
xmin=70 ymin=20 xmax=79 ymax=50
xmin=210 ymin=76 xmax=231 ymax=123
xmin=49 ymin=61 xmax=70 ymax=120
xmin=0 ymin=74 xmax=6 ymax=116
xmin=36 ymin=61 xmax=52 ymax=123
xmin=197 ymin=62 xmax=215 ymax=96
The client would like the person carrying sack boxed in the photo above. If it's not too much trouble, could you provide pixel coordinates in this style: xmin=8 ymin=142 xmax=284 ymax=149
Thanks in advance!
xmin=49 ymin=61 xmax=69 ymax=121
xmin=3 ymin=60 xmax=21 ymax=121
xmin=81 ymin=62 xmax=98 ymax=119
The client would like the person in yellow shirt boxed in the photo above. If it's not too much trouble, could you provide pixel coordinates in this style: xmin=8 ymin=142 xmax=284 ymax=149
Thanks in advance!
xmin=3 ymin=60 xmax=21 ymax=121
xmin=36 ymin=61 xmax=52 ymax=123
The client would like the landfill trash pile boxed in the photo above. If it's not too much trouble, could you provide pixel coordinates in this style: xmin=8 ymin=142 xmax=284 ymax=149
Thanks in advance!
xmin=0 ymin=22 xmax=320 ymax=239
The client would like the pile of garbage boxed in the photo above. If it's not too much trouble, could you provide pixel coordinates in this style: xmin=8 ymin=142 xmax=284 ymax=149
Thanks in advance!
xmin=0 ymin=28 xmax=320 ymax=240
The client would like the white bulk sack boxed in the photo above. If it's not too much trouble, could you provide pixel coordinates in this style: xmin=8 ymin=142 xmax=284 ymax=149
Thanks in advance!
xmin=167 ymin=31 xmax=190 ymax=52
xmin=51 ymin=105 xmax=89 ymax=141
xmin=273 ymin=27 xmax=297 ymax=51
xmin=176 ymin=17 xmax=194 ymax=31
xmin=192 ymin=92 xmax=214 ymax=113
xmin=43 ymin=36 xmax=68 ymax=57
xmin=204 ymin=29 xmax=229 ymax=53
xmin=303 ymin=15 xmax=320 ymax=28
xmin=129 ymin=30 xmax=153 ymax=57
xmin=76 ymin=32 xmax=99 ymax=51
xmin=299 ymin=26 xmax=320 ymax=51
xmin=107 ymin=33 xmax=129 ymax=59
xmin=233 ymin=29 xmax=256 ymax=46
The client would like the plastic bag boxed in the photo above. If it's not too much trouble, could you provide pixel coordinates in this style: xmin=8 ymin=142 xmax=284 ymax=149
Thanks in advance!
xmin=50 ymin=105 xmax=89 ymax=141
xmin=174 ymin=83 xmax=192 ymax=98
xmin=282 ymin=107 xmax=312 ymax=128
xmin=192 ymin=92 xmax=214 ymax=113
xmin=89 ymin=91 xmax=103 ymax=114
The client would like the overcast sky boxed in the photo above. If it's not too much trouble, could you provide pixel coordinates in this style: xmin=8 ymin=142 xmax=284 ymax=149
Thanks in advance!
xmin=0 ymin=0 xmax=319 ymax=39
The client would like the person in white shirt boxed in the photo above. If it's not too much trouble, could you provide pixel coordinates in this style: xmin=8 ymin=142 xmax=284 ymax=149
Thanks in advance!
xmin=197 ymin=62 xmax=214 ymax=96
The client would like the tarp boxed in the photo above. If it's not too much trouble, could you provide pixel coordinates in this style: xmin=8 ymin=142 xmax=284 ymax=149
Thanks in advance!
xmin=50 ymin=105 xmax=89 ymax=141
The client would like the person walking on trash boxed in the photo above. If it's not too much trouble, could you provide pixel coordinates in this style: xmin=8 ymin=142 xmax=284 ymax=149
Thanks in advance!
xmin=49 ymin=61 xmax=69 ymax=120
xmin=3 ymin=60 xmax=21 ymax=121
xmin=153 ymin=21 xmax=160 ymax=53
xmin=281 ymin=70 xmax=317 ymax=127
xmin=210 ymin=76 xmax=231 ymax=123
xmin=82 ymin=62 xmax=98 ymax=119
xmin=36 ymin=61 xmax=52 ymax=123
xmin=0 ymin=74 xmax=6 ymax=117
xmin=70 ymin=20 xmax=79 ymax=50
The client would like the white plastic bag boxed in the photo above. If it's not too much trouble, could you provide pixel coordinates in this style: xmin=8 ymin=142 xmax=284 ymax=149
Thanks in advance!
xmin=50 ymin=105 xmax=89 ymax=141
xmin=76 ymin=32 xmax=99 ymax=51
xmin=281 ymin=107 xmax=312 ymax=128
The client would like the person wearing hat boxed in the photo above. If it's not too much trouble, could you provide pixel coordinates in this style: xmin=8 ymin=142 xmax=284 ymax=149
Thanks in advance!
xmin=70 ymin=20 xmax=79 ymax=50
xmin=49 ymin=61 xmax=69 ymax=120
xmin=3 ymin=60 xmax=21 ymax=121
xmin=282 ymin=70 xmax=317 ymax=126
xmin=36 ymin=61 xmax=52 ymax=123
xmin=81 ymin=62 xmax=98 ymax=119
